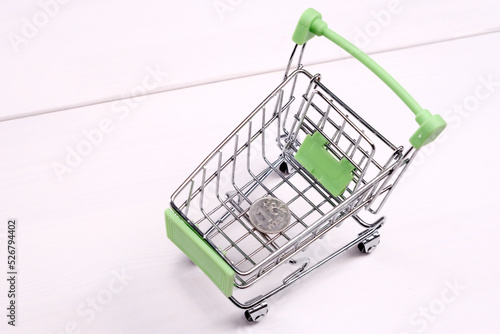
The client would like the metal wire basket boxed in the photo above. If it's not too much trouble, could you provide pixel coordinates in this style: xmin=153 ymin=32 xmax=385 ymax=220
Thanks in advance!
xmin=165 ymin=8 xmax=446 ymax=321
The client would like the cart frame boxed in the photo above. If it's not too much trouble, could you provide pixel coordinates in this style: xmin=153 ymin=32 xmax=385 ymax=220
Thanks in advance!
xmin=165 ymin=8 xmax=446 ymax=321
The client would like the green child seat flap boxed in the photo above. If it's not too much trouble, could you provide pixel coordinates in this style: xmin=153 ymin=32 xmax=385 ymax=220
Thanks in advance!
xmin=295 ymin=131 xmax=355 ymax=197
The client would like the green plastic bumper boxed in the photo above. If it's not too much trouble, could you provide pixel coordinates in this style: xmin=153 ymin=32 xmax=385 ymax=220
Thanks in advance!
xmin=165 ymin=208 xmax=235 ymax=297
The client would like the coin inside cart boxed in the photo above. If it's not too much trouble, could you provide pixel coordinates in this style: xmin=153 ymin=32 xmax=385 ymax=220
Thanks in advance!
xmin=248 ymin=197 xmax=292 ymax=234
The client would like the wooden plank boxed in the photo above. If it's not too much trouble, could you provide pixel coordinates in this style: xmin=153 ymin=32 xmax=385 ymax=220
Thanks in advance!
xmin=1 ymin=32 xmax=500 ymax=333
xmin=1 ymin=0 xmax=499 ymax=121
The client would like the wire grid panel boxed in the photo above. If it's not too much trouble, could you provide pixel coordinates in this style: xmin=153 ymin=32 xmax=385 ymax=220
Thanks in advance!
xmin=286 ymin=90 xmax=379 ymax=193
xmin=280 ymin=77 xmax=404 ymax=213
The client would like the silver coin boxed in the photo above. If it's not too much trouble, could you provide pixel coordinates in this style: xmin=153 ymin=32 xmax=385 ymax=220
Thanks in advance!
xmin=248 ymin=197 xmax=291 ymax=234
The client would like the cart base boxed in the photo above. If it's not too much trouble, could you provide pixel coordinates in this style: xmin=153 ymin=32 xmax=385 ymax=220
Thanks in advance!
xmin=231 ymin=215 xmax=385 ymax=322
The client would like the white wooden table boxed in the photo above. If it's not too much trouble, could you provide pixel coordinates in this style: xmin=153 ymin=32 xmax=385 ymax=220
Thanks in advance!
xmin=1 ymin=1 xmax=499 ymax=333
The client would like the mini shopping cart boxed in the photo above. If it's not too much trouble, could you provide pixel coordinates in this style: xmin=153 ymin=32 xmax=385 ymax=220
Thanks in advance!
xmin=165 ymin=8 xmax=446 ymax=321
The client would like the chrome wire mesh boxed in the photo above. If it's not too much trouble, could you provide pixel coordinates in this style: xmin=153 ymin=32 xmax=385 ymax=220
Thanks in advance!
xmin=171 ymin=68 xmax=410 ymax=288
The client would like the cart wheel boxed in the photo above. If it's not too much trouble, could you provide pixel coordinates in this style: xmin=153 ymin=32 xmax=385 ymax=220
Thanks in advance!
xmin=279 ymin=161 xmax=290 ymax=175
xmin=244 ymin=302 xmax=268 ymax=322
xmin=358 ymin=232 xmax=380 ymax=254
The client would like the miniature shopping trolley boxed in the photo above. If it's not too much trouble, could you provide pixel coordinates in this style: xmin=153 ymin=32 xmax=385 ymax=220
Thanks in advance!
xmin=165 ymin=8 xmax=446 ymax=321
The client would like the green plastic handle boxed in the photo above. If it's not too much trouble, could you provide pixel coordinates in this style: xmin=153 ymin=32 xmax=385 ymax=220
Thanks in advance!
xmin=292 ymin=8 xmax=446 ymax=149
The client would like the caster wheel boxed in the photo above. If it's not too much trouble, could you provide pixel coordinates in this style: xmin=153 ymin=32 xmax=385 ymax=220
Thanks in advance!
xmin=358 ymin=231 xmax=380 ymax=254
xmin=279 ymin=161 xmax=290 ymax=175
xmin=244 ymin=302 xmax=268 ymax=322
